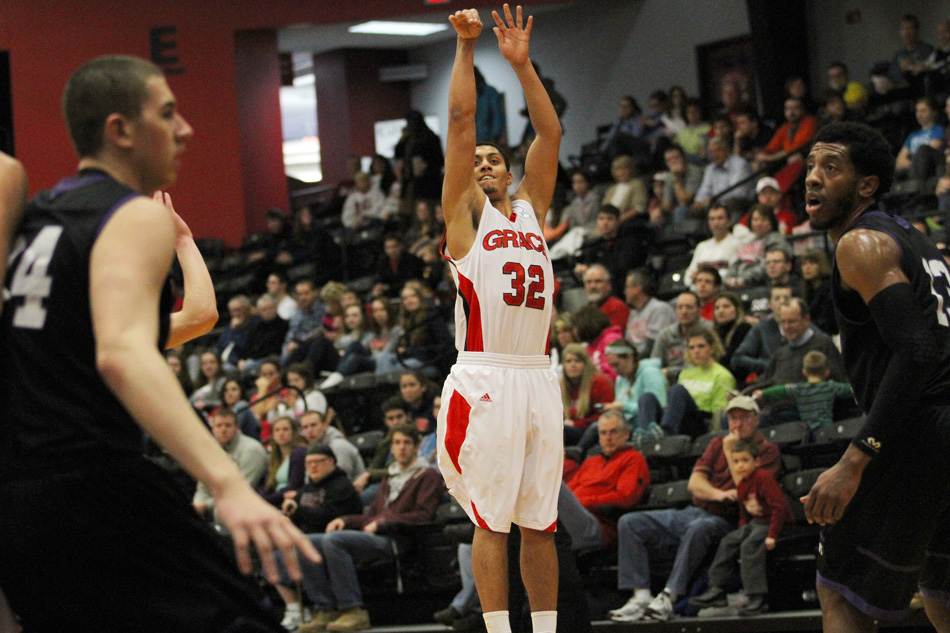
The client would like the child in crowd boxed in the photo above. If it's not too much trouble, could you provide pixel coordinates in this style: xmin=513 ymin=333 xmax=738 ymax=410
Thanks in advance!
xmin=752 ymin=351 xmax=853 ymax=437
xmin=688 ymin=438 xmax=792 ymax=615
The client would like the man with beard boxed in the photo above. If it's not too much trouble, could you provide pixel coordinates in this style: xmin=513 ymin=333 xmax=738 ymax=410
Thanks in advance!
xmin=800 ymin=121 xmax=950 ymax=632
xmin=583 ymin=264 xmax=628 ymax=329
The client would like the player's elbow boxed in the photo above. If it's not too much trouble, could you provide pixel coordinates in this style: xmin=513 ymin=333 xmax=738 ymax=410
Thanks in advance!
xmin=95 ymin=343 xmax=136 ymax=391
xmin=448 ymin=101 xmax=475 ymax=122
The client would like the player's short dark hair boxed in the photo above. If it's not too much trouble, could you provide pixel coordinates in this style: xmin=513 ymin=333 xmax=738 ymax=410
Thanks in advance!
xmin=476 ymin=141 xmax=510 ymax=172
xmin=812 ymin=122 xmax=894 ymax=198
xmin=63 ymin=55 xmax=163 ymax=158
xmin=389 ymin=423 xmax=421 ymax=446
xmin=730 ymin=437 xmax=759 ymax=459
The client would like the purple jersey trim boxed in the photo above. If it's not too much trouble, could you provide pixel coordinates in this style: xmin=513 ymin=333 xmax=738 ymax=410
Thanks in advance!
xmin=816 ymin=571 xmax=913 ymax=621
xmin=48 ymin=172 xmax=111 ymax=199
xmin=94 ymin=193 xmax=142 ymax=240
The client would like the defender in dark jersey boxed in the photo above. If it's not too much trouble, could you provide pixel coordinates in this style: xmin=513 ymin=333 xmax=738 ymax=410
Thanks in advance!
xmin=801 ymin=122 xmax=950 ymax=632
xmin=0 ymin=56 xmax=317 ymax=632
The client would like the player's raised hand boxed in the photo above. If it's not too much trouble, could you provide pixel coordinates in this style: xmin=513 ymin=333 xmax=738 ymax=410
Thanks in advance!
xmin=492 ymin=4 xmax=532 ymax=65
xmin=153 ymin=190 xmax=192 ymax=241
xmin=449 ymin=9 xmax=482 ymax=40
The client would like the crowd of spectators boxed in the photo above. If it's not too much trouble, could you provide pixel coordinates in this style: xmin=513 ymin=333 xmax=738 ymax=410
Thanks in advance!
xmin=154 ymin=13 xmax=950 ymax=631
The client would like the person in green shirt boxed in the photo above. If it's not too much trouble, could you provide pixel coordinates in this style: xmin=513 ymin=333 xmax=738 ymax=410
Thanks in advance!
xmin=659 ymin=327 xmax=736 ymax=438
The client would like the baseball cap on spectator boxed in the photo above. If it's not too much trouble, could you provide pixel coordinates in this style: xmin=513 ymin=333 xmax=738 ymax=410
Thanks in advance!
xmin=726 ymin=395 xmax=760 ymax=414
xmin=306 ymin=443 xmax=335 ymax=460
xmin=756 ymin=177 xmax=781 ymax=195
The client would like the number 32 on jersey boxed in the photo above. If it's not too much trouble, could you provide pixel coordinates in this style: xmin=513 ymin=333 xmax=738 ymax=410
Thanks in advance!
xmin=502 ymin=261 xmax=545 ymax=309
xmin=4 ymin=226 xmax=63 ymax=330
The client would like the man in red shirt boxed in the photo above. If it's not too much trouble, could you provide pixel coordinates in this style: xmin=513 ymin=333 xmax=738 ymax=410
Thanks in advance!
xmin=558 ymin=411 xmax=650 ymax=549
xmin=583 ymin=264 xmax=629 ymax=329
xmin=756 ymin=97 xmax=820 ymax=167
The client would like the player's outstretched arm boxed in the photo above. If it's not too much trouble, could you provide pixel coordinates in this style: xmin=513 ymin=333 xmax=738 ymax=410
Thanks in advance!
xmin=493 ymin=4 xmax=560 ymax=222
xmin=90 ymin=198 xmax=320 ymax=581
xmin=154 ymin=191 xmax=218 ymax=349
xmin=0 ymin=154 xmax=28 ymax=314
xmin=442 ymin=8 xmax=484 ymax=260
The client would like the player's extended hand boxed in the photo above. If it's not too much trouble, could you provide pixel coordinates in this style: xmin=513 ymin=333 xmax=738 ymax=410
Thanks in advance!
xmin=492 ymin=4 xmax=532 ymax=66
xmin=800 ymin=459 xmax=862 ymax=526
xmin=153 ymin=190 xmax=192 ymax=242
xmin=215 ymin=481 xmax=321 ymax=584
xmin=449 ymin=9 xmax=482 ymax=40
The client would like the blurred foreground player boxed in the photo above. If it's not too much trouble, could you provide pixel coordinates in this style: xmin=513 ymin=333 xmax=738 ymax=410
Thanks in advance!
xmin=438 ymin=6 xmax=563 ymax=633
xmin=801 ymin=121 xmax=950 ymax=632
xmin=0 ymin=56 xmax=318 ymax=632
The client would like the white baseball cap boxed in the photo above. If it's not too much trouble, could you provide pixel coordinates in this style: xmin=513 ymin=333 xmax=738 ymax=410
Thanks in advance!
xmin=756 ymin=177 xmax=781 ymax=194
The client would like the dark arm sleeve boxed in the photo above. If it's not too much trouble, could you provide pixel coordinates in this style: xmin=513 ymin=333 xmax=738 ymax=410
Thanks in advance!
xmin=853 ymin=283 xmax=942 ymax=457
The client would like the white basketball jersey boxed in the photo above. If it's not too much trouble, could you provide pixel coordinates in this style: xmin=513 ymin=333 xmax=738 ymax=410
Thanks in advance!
xmin=441 ymin=197 xmax=553 ymax=355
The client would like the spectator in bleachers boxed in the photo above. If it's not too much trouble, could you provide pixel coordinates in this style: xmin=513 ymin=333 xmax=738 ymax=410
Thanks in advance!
xmin=418 ymin=394 xmax=441 ymax=467
xmin=396 ymin=110 xmax=445 ymax=205
xmin=784 ymin=75 xmax=817 ymax=116
xmin=560 ymin=343 xmax=615 ymax=447
xmin=368 ymin=297 xmax=402 ymax=367
xmin=574 ymin=205 xmax=650 ymax=300
xmin=250 ymin=358 xmax=284 ymax=442
xmin=572 ymin=304 xmax=623 ymax=381
xmin=683 ymin=204 xmax=742 ymax=286
xmin=744 ymin=298 xmax=847 ymax=400
xmin=550 ymin=315 xmax=576 ymax=371
xmin=546 ymin=170 xmax=601 ymax=244
xmin=661 ymin=144 xmax=704 ymax=223
xmin=709 ymin=115 xmax=735 ymax=153
xmin=219 ymin=378 xmax=261 ymax=441
xmin=266 ymin=271 xmax=298 ymax=320
xmin=283 ymin=363 xmax=328 ymax=417
xmin=609 ymin=395 xmax=779 ymax=623
xmin=651 ymin=291 xmax=713 ymax=383
xmin=246 ymin=207 xmax=291 ymax=266
xmin=281 ymin=279 xmax=327 ymax=366
xmin=602 ymin=155 xmax=648 ymax=222
xmin=300 ymin=410 xmax=365 ymax=482
xmin=599 ymin=95 xmax=648 ymax=164
xmin=192 ymin=408 xmax=268 ymax=521
xmin=922 ymin=19 xmax=950 ymax=101
xmin=189 ymin=350 xmax=227 ymax=413
xmin=799 ymin=249 xmax=836 ymax=335
xmin=826 ymin=61 xmax=869 ymax=115
xmin=583 ymin=264 xmax=629 ymax=329
xmin=281 ymin=424 xmax=444 ymax=633
xmin=216 ymin=294 xmax=254 ymax=370
xmin=713 ymin=292 xmax=752 ymax=373
xmin=258 ymin=415 xmax=308 ymax=507
xmin=375 ymin=280 xmax=452 ymax=377
xmin=651 ymin=327 xmax=735 ymax=438
xmin=890 ymin=13 xmax=934 ymax=96
xmin=749 ymin=176 xmax=797 ymax=234
xmin=893 ymin=96 xmax=945 ymax=195
xmin=351 ymin=397 xmax=412 ymax=496
xmin=321 ymin=305 xmax=377 ymax=385
xmin=165 ymin=349 xmax=194 ymax=396
xmin=276 ymin=443 xmax=363 ymax=631
xmin=239 ymin=294 xmax=289 ymax=373
xmin=752 ymin=350 xmax=854 ymax=438
xmin=676 ymin=98 xmax=711 ymax=162
xmin=754 ymin=96 xmax=819 ymax=169
xmin=819 ymin=91 xmax=858 ymax=127
xmin=371 ymin=234 xmax=425 ymax=300
xmin=399 ymin=370 xmax=436 ymax=434
xmin=558 ymin=410 xmax=650 ymax=550
xmin=369 ymin=153 xmax=401 ymax=219
xmin=718 ymin=79 xmax=748 ymax=125
xmin=732 ymin=110 xmax=773 ymax=163
xmin=597 ymin=340 xmax=668 ymax=448
xmin=667 ymin=86 xmax=688 ymax=132
xmin=474 ymin=65 xmax=505 ymax=144
xmin=417 ymin=241 xmax=449 ymax=300
xmin=624 ymin=267 xmax=677 ymax=358
xmin=744 ymin=247 xmax=802 ymax=321
xmin=724 ymin=204 xmax=791 ymax=289
xmin=281 ymin=206 xmax=341 ymax=282
xmin=731 ymin=284 xmax=793 ymax=384
xmin=405 ymin=199 xmax=441 ymax=257
xmin=694 ymin=265 xmax=722 ymax=322
xmin=866 ymin=61 xmax=917 ymax=153
xmin=688 ymin=437 xmax=792 ymax=616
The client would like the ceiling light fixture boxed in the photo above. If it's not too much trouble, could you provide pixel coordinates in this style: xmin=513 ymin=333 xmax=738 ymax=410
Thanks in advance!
xmin=348 ymin=21 xmax=448 ymax=36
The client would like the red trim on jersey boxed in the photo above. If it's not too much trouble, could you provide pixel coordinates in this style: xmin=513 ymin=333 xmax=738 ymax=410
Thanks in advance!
xmin=456 ymin=272 xmax=484 ymax=352
xmin=438 ymin=230 xmax=452 ymax=262
xmin=543 ymin=518 xmax=557 ymax=532
xmin=471 ymin=501 xmax=491 ymax=530
xmin=509 ymin=212 xmax=517 ymax=222
xmin=545 ymin=324 xmax=551 ymax=355
xmin=445 ymin=390 xmax=472 ymax=474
